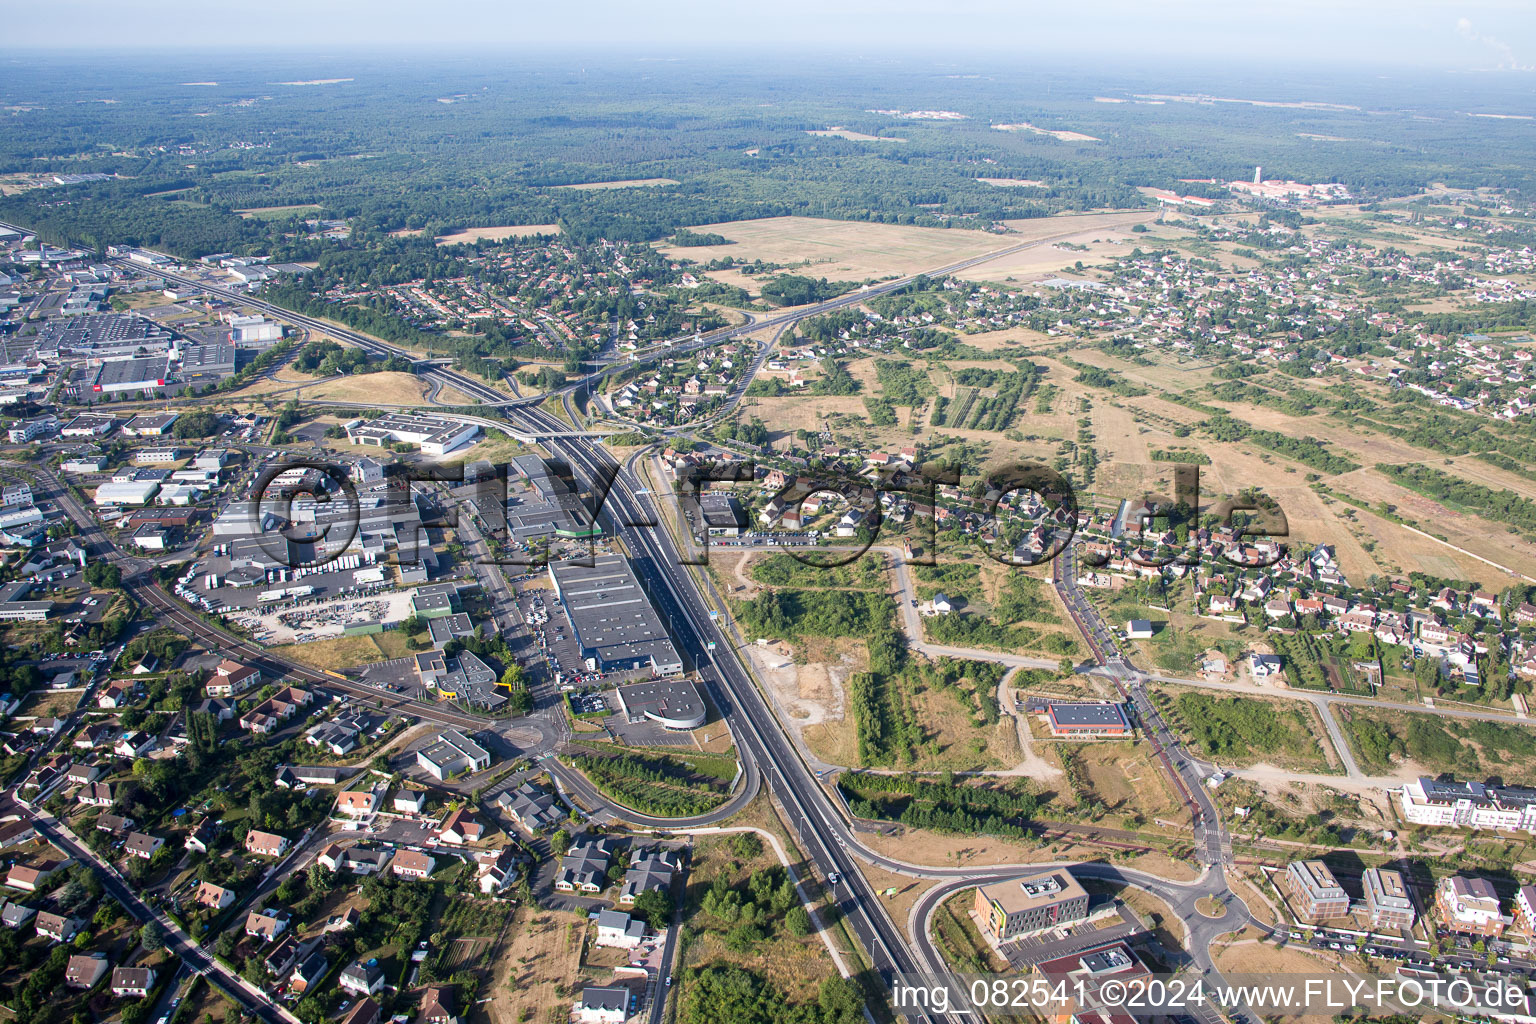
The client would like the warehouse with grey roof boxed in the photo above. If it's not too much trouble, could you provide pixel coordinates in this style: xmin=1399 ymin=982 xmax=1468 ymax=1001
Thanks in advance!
xmin=548 ymin=555 xmax=684 ymax=677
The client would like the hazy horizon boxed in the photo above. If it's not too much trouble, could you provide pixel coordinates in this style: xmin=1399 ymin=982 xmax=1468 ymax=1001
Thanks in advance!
xmin=5 ymin=0 xmax=1536 ymax=73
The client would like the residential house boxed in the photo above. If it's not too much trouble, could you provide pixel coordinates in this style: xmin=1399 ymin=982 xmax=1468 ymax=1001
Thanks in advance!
xmin=6 ymin=859 xmax=66 ymax=892
xmin=577 ymin=986 xmax=632 ymax=1024
xmin=124 ymin=832 xmax=164 ymax=860
xmin=1436 ymin=875 xmax=1505 ymax=937
xmin=78 ymin=781 xmax=113 ymax=808
xmin=339 ymin=960 xmax=385 ymax=997
xmin=340 ymin=998 xmax=381 ymax=1024
xmin=335 ymin=788 xmax=381 ymax=818
xmin=111 ymin=967 xmax=156 ymax=998
xmin=245 ymin=830 xmax=290 ymax=858
xmin=555 ymin=839 xmax=613 ymax=894
xmin=620 ymin=850 xmax=677 ymax=905
xmin=289 ymin=950 xmax=328 ymax=996
xmin=36 ymin=911 xmax=83 ymax=942
xmin=595 ymin=909 xmax=648 ymax=949
xmin=391 ymin=850 xmax=436 ymax=880
xmin=207 ymin=660 xmax=260 ymax=697
xmin=195 ymin=881 xmax=235 ymax=911
xmin=65 ymin=955 xmax=108 ymax=989
xmin=438 ymin=808 xmax=483 ymax=845
xmin=419 ymin=987 xmax=456 ymax=1024
xmin=496 ymin=782 xmax=562 ymax=832
xmin=245 ymin=907 xmax=290 ymax=942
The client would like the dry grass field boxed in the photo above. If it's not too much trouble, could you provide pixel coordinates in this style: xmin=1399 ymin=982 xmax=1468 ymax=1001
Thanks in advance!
xmin=489 ymin=907 xmax=593 ymax=1024
xmin=655 ymin=215 xmax=1013 ymax=279
xmin=954 ymin=219 xmax=1157 ymax=283
xmin=433 ymin=224 xmax=561 ymax=245
xmin=235 ymin=203 xmax=322 ymax=219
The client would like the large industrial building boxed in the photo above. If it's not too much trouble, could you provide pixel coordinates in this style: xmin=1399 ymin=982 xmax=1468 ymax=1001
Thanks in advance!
xmin=548 ymin=555 xmax=684 ymax=677
xmin=345 ymin=413 xmax=479 ymax=456
xmin=974 ymin=869 xmax=1089 ymax=942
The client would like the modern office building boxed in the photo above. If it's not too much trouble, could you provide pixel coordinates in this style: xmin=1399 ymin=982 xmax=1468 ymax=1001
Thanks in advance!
xmin=974 ymin=869 xmax=1090 ymax=942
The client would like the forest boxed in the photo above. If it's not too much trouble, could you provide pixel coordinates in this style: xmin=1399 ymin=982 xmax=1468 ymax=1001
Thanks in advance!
xmin=5 ymin=55 xmax=1536 ymax=266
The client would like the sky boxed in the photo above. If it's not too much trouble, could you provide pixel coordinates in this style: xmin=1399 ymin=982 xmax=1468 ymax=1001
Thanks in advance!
xmin=3 ymin=0 xmax=1535 ymax=70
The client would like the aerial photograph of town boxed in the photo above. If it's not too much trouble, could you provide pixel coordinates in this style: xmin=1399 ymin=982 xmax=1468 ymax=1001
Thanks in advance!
xmin=4 ymin=3 xmax=1536 ymax=1023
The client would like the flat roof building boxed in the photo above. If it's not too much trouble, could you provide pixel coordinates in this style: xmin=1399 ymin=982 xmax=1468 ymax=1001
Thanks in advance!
xmin=548 ymin=555 xmax=683 ymax=677
xmin=974 ymin=869 xmax=1090 ymax=943
xmin=616 ymin=679 xmax=706 ymax=730
xmin=416 ymin=728 xmax=491 ymax=781
xmin=345 ymin=413 xmax=479 ymax=456
xmin=1286 ymin=860 xmax=1349 ymax=921
xmin=1363 ymin=867 xmax=1415 ymax=931
xmin=1045 ymin=701 xmax=1131 ymax=739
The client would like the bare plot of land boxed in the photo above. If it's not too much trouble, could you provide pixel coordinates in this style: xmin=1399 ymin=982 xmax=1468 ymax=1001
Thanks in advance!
xmin=807 ymin=128 xmax=906 ymax=142
xmin=433 ymin=224 xmax=561 ymax=245
xmin=552 ymin=178 xmax=679 ymax=190
xmin=976 ymin=178 xmax=1046 ymax=187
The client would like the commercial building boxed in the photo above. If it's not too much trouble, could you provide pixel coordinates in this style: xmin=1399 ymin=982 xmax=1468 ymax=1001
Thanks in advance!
xmin=1363 ymin=867 xmax=1416 ymax=931
xmin=122 ymin=412 xmax=180 ymax=436
xmin=60 ymin=413 xmax=117 ymax=438
xmin=548 ymin=555 xmax=684 ymax=677
xmin=974 ymin=869 xmax=1090 ymax=942
xmin=416 ymin=728 xmax=490 ymax=780
xmin=1398 ymin=776 xmax=1536 ymax=834
xmin=1436 ymin=875 xmax=1505 ymax=937
xmin=177 ymin=341 xmax=237 ymax=384
xmin=345 ymin=413 xmax=479 ymax=456
xmin=1044 ymin=701 xmax=1131 ymax=739
xmin=1035 ymin=942 xmax=1151 ymax=1019
xmin=616 ymin=679 xmax=706 ymax=730
xmin=229 ymin=316 xmax=283 ymax=345
xmin=1285 ymin=860 xmax=1349 ymax=921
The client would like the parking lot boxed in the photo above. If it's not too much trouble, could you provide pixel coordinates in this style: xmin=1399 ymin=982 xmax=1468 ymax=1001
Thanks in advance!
xmin=361 ymin=657 xmax=435 ymax=700
xmin=607 ymin=713 xmax=697 ymax=748
xmin=999 ymin=903 xmax=1145 ymax=970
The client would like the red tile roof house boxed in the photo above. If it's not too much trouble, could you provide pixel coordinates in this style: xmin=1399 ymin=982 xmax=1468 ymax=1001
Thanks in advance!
xmin=6 ymin=858 xmax=67 ymax=892
xmin=335 ymin=788 xmax=380 ymax=817
xmin=419 ymin=987 xmax=456 ymax=1024
xmin=390 ymin=849 xmax=436 ymax=880
xmin=437 ymin=808 xmax=483 ymax=845
xmin=245 ymin=830 xmax=290 ymax=858
xmin=206 ymin=659 xmax=260 ymax=697
xmin=196 ymin=881 xmax=235 ymax=910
